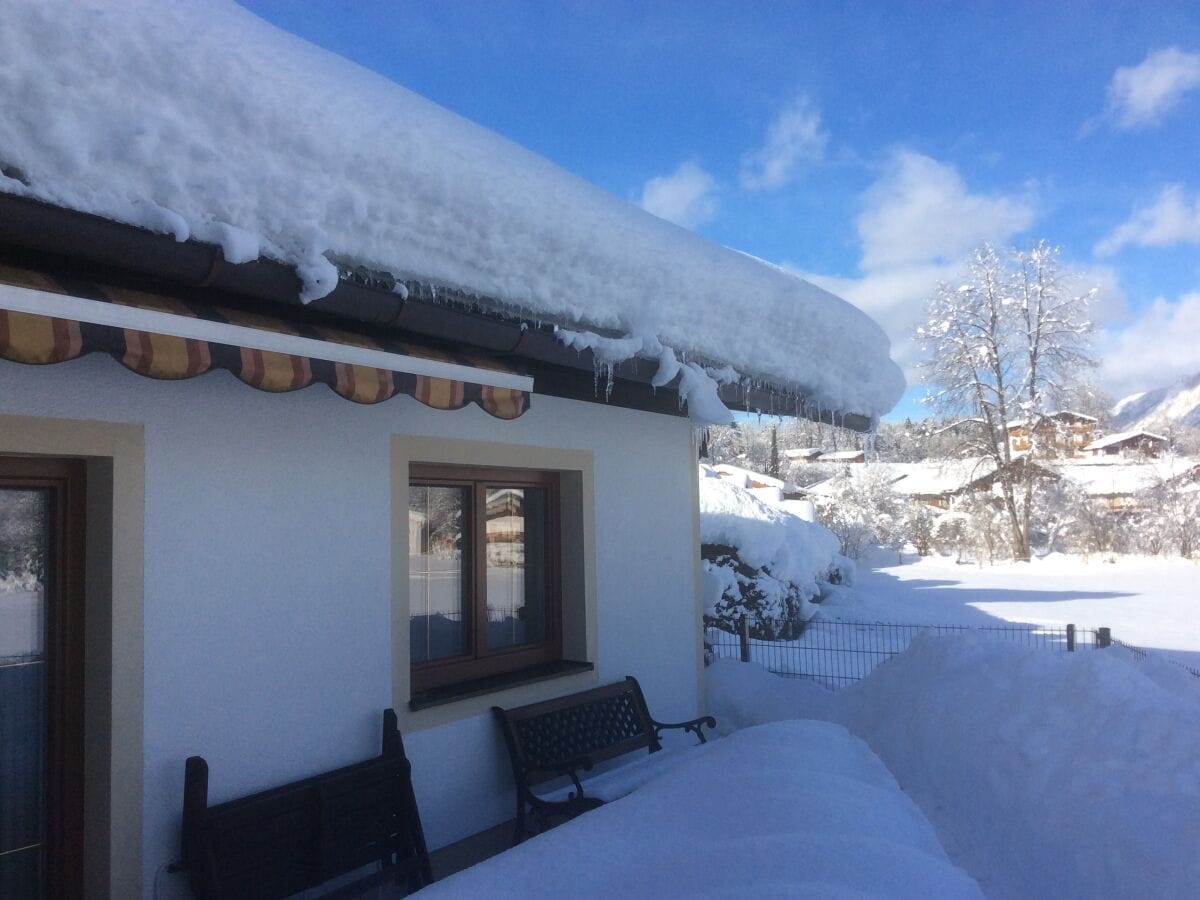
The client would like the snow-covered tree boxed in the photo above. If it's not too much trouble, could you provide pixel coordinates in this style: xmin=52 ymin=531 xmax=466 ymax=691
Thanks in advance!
xmin=917 ymin=242 xmax=1095 ymax=560
xmin=903 ymin=502 xmax=937 ymax=556
xmin=813 ymin=466 xmax=901 ymax=559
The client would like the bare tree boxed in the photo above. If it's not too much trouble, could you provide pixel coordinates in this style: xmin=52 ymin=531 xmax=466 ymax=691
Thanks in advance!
xmin=917 ymin=242 xmax=1095 ymax=560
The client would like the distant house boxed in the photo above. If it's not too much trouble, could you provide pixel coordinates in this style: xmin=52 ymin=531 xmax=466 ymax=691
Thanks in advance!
xmin=0 ymin=3 xmax=906 ymax=894
xmin=711 ymin=464 xmax=805 ymax=500
xmin=1054 ymin=458 xmax=1200 ymax=510
xmin=784 ymin=447 xmax=822 ymax=463
xmin=1008 ymin=411 xmax=1097 ymax=459
xmin=889 ymin=459 xmax=1003 ymax=509
xmin=807 ymin=457 xmax=1056 ymax=511
xmin=817 ymin=449 xmax=866 ymax=464
xmin=1081 ymin=430 xmax=1168 ymax=459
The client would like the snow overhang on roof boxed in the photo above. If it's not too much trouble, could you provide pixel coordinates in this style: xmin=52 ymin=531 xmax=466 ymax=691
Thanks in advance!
xmin=0 ymin=0 xmax=904 ymax=427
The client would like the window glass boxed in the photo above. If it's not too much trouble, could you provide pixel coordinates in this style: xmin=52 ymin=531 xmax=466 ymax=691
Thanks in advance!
xmin=485 ymin=486 xmax=547 ymax=650
xmin=408 ymin=485 xmax=469 ymax=663
xmin=0 ymin=487 xmax=50 ymax=895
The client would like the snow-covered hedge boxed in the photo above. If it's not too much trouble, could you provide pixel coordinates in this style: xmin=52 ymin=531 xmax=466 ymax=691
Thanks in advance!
xmin=699 ymin=466 xmax=843 ymax=638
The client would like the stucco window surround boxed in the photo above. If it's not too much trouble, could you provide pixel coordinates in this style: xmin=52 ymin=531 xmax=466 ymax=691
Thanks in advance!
xmin=392 ymin=436 xmax=598 ymax=732
xmin=0 ymin=414 xmax=145 ymax=898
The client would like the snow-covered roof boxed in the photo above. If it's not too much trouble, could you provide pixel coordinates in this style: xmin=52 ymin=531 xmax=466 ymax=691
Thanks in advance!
xmin=0 ymin=0 xmax=905 ymax=421
xmin=805 ymin=458 xmax=999 ymax=498
xmin=889 ymin=459 xmax=1000 ymax=496
xmin=784 ymin=447 xmax=822 ymax=460
xmin=1048 ymin=409 xmax=1098 ymax=422
xmin=818 ymin=450 xmax=866 ymax=461
xmin=1082 ymin=430 xmax=1168 ymax=451
xmin=1052 ymin=458 xmax=1199 ymax=496
xmin=710 ymin=464 xmax=799 ymax=494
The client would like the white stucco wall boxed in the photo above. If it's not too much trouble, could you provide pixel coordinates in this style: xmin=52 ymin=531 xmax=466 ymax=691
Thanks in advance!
xmin=0 ymin=352 xmax=703 ymax=895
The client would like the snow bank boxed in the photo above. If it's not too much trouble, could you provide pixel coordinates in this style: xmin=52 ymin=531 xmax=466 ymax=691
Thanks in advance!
xmin=705 ymin=657 xmax=838 ymax=730
xmin=0 ymin=0 xmax=904 ymax=420
xmin=838 ymin=633 xmax=1200 ymax=900
xmin=700 ymin=467 xmax=841 ymax=600
xmin=708 ymin=635 xmax=1200 ymax=899
xmin=419 ymin=720 xmax=982 ymax=899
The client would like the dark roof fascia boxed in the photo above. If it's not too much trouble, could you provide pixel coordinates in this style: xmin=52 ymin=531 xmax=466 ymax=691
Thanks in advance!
xmin=0 ymin=192 xmax=870 ymax=430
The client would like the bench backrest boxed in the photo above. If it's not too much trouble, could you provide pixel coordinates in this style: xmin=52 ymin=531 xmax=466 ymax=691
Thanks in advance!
xmin=181 ymin=709 xmax=431 ymax=900
xmin=494 ymin=677 xmax=661 ymax=787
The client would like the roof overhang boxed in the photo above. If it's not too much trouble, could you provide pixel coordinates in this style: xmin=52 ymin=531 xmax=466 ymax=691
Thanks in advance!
xmin=0 ymin=193 xmax=873 ymax=430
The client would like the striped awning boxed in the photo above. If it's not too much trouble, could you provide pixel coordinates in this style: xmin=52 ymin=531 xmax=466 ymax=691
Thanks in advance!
xmin=0 ymin=264 xmax=531 ymax=419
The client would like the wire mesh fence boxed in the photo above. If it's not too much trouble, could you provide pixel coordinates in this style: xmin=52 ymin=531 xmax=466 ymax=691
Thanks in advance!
xmin=1110 ymin=638 xmax=1200 ymax=679
xmin=704 ymin=618 xmax=1106 ymax=687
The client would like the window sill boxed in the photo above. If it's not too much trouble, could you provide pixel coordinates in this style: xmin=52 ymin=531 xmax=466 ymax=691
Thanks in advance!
xmin=409 ymin=659 xmax=593 ymax=711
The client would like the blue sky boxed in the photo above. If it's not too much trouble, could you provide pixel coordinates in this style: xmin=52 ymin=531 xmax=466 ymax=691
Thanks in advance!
xmin=240 ymin=1 xmax=1200 ymax=419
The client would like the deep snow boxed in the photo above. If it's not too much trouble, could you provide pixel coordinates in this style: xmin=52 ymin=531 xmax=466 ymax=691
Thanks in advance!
xmin=418 ymin=719 xmax=983 ymax=899
xmin=707 ymin=635 xmax=1200 ymax=900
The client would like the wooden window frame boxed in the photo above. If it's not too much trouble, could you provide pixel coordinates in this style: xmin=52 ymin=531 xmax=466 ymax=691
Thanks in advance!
xmin=409 ymin=463 xmax=562 ymax=693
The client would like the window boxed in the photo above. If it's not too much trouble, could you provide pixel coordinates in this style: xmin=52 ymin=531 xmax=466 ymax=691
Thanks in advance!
xmin=408 ymin=463 xmax=562 ymax=693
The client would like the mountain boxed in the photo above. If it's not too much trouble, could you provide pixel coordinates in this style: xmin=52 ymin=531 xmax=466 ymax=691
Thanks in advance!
xmin=1112 ymin=371 xmax=1200 ymax=431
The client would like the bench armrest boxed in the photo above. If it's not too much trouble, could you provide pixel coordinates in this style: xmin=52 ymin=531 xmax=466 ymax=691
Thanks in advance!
xmin=532 ymin=754 xmax=595 ymax=800
xmin=652 ymin=714 xmax=717 ymax=744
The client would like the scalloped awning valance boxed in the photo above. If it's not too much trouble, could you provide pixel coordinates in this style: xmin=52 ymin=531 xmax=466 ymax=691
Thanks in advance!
xmin=0 ymin=263 xmax=531 ymax=420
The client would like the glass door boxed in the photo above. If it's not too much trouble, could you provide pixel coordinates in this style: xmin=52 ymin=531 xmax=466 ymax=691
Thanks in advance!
xmin=0 ymin=458 xmax=85 ymax=900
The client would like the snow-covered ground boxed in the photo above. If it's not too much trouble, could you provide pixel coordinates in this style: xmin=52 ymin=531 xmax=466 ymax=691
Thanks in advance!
xmin=822 ymin=549 xmax=1200 ymax=670
xmin=707 ymin=637 xmax=1200 ymax=900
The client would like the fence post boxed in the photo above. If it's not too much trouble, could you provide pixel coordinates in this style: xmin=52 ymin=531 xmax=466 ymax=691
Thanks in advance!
xmin=1066 ymin=624 xmax=1075 ymax=652
xmin=740 ymin=616 xmax=751 ymax=663
xmin=1097 ymin=627 xmax=1111 ymax=649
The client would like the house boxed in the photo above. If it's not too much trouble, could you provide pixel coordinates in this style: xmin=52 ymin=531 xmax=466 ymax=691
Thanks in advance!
xmin=1081 ymin=430 xmax=1169 ymax=459
xmin=711 ymin=463 xmax=805 ymax=500
xmin=0 ymin=2 xmax=904 ymax=896
xmin=888 ymin=459 xmax=1004 ymax=509
xmin=817 ymin=449 xmax=867 ymax=464
xmin=1053 ymin=458 xmax=1200 ymax=511
xmin=1007 ymin=411 xmax=1097 ymax=459
xmin=805 ymin=458 xmax=1055 ymax=511
xmin=784 ymin=447 xmax=823 ymax=463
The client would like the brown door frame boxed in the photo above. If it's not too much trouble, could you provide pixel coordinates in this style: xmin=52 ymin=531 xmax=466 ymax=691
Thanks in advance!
xmin=0 ymin=456 xmax=86 ymax=899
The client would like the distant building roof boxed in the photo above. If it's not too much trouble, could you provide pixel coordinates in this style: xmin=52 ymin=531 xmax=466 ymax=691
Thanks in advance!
xmin=1052 ymin=457 xmax=1199 ymax=496
xmin=1082 ymin=430 xmax=1168 ymax=452
xmin=817 ymin=450 xmax=865 ymax=462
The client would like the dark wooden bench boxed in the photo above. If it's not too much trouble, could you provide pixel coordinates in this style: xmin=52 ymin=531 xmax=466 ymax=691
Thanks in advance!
xmin=493 ymin=676 xmax=716 ymax=843
xmin=181 ymin=709 xmax=433 ymax=899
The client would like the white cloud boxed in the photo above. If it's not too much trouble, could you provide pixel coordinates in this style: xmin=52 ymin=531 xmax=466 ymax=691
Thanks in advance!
xmin=1105 ymin=47 xmax=1200 ymax=130
xmin=856 ymin=151 xmax=1035 ymax=270
xmin=1095 ymin=184 xmax=1200 ymax=256
xmin=799 ymin=262 xmax=959 ymax=375
xmin=739 ymin=95 xmax=827 ymax=191
xmin=639 ymin=161 xmax=718 ymax=229
xmin=1096 ymin=292 xmax=1200 ymax=397
xmin=778 ymin=152 xmax=1039 ymax=385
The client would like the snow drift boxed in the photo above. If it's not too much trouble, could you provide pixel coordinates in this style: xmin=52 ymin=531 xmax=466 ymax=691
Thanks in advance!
xmin=419 ymin=720 xmax=983 ymax=899
xmin=707 ymin=634 xmax=1200 ymax=900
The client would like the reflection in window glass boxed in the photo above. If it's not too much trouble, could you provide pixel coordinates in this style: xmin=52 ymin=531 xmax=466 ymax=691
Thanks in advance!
xmin=485 ymin=486 xmax=546 ymax=650
xmin=0 ymin=487 xmax=50 ymax=896
xmin=409 ymin=485 xmax=468 ymax=663
xmin=0 ymin=489 xmax=48 ymax=662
